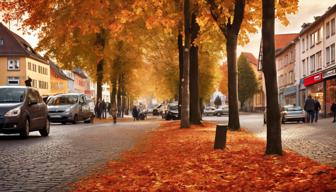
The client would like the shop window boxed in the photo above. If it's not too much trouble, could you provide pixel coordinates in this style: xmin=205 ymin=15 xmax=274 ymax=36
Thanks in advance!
xmin=7 ymin=77 xmax=19 ymax=85
xmin=7 ymin=58 xmax=20 ymax=70
xmin=326 ymin=79 xmax=336 ymax=116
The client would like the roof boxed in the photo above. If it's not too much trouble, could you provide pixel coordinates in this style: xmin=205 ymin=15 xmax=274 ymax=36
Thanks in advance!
xmin=241 ymin=52 xmax=258 ymax=66
xmin=300 ymin=4 xmax=336 ymax=35
xmin=49 ymin=61 xmax=71 ymax=80
xmin=274 ymin=33 xmax=299 ymax=51
xmin=73 ymin=67 xmax=88 ymax=79
xmin=0 ymin=22 xmax=48 ymax=64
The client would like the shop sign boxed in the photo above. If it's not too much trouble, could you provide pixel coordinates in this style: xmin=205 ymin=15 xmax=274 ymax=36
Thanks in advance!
xmin=304 ymin=73 xmax=323 ymax=87
xmin=323 ymin=68 xmax=336 ymax=79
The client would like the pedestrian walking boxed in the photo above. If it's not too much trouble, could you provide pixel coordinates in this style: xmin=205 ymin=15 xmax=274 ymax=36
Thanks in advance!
xmin=314 ymin=97 xmax=321 ymax=122
xmin=95 ymin=99 xmax=102 ymax=118
xmin=304 ymin=95 xmax=315 ymax=123
xmin=132 ymin=106 xmax=138 ymax=121
xmin=331 ymin=101 xmax=336 ymax=123
xmin=111 ymin=103 xmax=117 ymax=124
xmin=101 ymin=100 xmax=106 ymax=119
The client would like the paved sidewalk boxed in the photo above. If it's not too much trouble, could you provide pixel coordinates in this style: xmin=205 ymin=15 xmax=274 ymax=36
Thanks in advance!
xmin=240 ymin=114 xmax=336 ymax=166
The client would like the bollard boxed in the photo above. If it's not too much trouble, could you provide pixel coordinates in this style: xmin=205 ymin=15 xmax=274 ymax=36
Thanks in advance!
xmin=214 ymin=124 xmax=228 ymax=149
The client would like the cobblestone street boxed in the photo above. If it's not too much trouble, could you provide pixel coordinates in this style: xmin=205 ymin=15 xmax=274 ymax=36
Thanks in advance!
xmin=204 ymin=113 xmax=336 ymax=166
xmin=0 ymin=120 xmax=158 ymax=192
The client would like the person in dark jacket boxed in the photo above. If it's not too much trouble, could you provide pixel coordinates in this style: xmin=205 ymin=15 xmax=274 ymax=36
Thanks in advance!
xmin=132 ymin=106 xmax=138 ymax=121
xmin=331 ymin=101 xmax=336 ymax=123
xmin=304 ymin=95 xmax=315 ymax=123
xmin=314 ymin=97 xmax=321 ymax=122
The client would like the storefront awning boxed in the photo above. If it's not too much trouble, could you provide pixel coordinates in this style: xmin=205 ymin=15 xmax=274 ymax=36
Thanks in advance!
xmin=304 ymin=73 xmax=323 ymax=87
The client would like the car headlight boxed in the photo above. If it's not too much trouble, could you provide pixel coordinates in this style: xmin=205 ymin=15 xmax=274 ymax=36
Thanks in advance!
xmin=5 ymin=106 xmax=21 ymax=117
xmin=65 ymin=107 xmax=71 ymax=113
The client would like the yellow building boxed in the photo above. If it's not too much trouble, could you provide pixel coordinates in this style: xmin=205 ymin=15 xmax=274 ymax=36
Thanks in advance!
xmin=49 ymin=61 xmax=70 ymax=95
xmin=0 ymin=23 xmax=50 ymax=96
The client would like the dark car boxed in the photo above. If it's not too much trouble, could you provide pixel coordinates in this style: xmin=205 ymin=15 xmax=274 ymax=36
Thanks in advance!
xmin=47 ymin=93 xmax=94 ymax=124
xmin=0 ymin=86 xmax=50 ymax=138
xmin=165 ymin=103 xmax=179 ymax=120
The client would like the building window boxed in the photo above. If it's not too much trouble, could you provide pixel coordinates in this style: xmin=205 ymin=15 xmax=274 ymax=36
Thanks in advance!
xmin=310 ymin=33 xmax=315 ymax=48
xmin=0 ymin=38 xmax=3 ymax=46
xmin=317 ymin=28 xmax=323 ymax=43
xmin=310 ymin=55 xmax=315 ymax=73
xmin=331 ymin=18 xmax=335 ymax=36
xmin=28 ymin=62 xmax=31 ymax=70
xmin=32 ymin=79 xmax=37 ymax=88
xmin=331 ymin=44 xmax=335 ymax=65
xmin=302 ymin=39 xmax=305 ymax=53
xmin=327 ymin=46 xmax=331 ymax=65
xmin=7 ymin=58 xmax=20 ymax=70
xmin=326 ymin=21 xmax=330 ymax=38
xmin=316 ymin=51 xmax=322 ymax=70
xmin=38 ymin=81 xmax=48 ymax=89
xmin=7 ymin=77 xmax=19 ymax=85
xmin=302 ymin=59 xmax=306 ymax=77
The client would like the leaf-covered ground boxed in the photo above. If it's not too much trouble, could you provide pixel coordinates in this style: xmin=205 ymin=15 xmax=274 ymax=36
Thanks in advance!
xmin=73 ymin=121 xmax=336 ymax=191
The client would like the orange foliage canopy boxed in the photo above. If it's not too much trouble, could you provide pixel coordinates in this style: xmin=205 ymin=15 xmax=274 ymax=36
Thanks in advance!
xmin=73 ymin=122 xmax=336 ymax=191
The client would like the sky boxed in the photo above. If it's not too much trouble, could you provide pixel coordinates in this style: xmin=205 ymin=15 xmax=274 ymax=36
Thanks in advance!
xmin=238 ymin=0 xmax=336 ymax=57
xmin=1 ymin=1 xmax=336 ymax=58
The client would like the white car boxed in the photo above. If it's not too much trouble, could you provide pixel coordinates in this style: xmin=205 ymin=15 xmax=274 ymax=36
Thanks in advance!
xmin=215 ymin=105 xmax=229 ymax=116
xmin=203 ymin=106 xmax=216 ymax=116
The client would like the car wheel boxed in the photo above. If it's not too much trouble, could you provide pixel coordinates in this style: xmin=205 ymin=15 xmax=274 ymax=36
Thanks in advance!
xmin=39 ymin=118 xmax=50 ymax=137
xmin=20 ymin=119 xmax=30 ymax=139
xmin=302 ymin=118 xmax=306 ymax=123
xmin=84 ymin=115 xmax=94 ymax=124
xmin=72 ymin=114 xmax=78 ymax=124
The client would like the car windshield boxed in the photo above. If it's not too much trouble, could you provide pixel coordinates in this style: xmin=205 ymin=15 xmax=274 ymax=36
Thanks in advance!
xmin=47 ymin=95 xmax=78 ymax=105
xmin=169 ymin=105 xmax=178 ymax=110
xmin=0 ymin=88 xmax=25 ymax=103
xmin=285 ymin=106 xmax=302 ymax=111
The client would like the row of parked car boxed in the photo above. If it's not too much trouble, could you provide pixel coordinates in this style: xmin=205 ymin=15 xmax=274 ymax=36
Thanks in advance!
xmin=0 ymin=86 xmax=95 ymax=138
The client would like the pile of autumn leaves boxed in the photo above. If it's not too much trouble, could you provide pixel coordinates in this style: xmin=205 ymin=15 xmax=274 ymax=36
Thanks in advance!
xmin=73 ymin=122 xmax=336 ymax=191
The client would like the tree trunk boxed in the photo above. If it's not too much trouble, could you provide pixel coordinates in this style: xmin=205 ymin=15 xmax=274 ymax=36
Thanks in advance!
xmin=117 ymin=75 xmax=122 ymax=117
xmin=262 ymin=0 xmax=282 ymax=155
xmin=178 ymin=32 xmax=183 ymax=119
xmin=110 ymin=77 xmax=117 ymax=108
xmin=190 ymin=12 xmax=201 ymax=124
xmin=226 ymin=36 xmax=240 ymax=131
xmin=96 ymin=59 xmax=104 ymax=101
xmin=181 ymin=0 xmax=191 ymax=128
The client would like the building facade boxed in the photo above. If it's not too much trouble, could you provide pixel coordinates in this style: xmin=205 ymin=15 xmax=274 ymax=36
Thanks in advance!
xmin=276 ymin=39 xmax=298 ymax=106
xmin=298 ymin=5 xmax=336 ymax=117
xmin=0 ymin=23 xmax=50 ymax=95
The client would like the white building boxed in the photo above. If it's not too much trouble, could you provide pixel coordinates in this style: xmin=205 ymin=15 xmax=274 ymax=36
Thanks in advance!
xmin=297 ymin=5 xmax=336 ymax=117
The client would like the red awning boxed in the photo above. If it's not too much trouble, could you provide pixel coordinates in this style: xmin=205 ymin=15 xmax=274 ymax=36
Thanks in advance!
xmin=303 ymin=73 xmax=323 ymax=87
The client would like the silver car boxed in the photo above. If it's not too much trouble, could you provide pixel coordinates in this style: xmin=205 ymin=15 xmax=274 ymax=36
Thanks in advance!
xmin=47 ymin=93 xmax=94 ymax=124
xmin=281 ymin=105 xmax=305 ymax=123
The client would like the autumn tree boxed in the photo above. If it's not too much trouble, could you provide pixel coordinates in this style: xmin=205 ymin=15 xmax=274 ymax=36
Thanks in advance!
xmin=205 ymin=0 xmax=246 ymax=131
xmin=238 ymin=55 xmax=258 ymax=110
